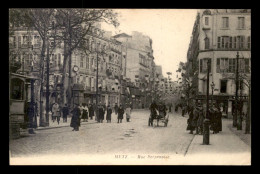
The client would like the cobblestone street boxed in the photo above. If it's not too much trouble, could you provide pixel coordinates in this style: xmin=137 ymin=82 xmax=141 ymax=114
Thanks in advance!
xmin=10 ymin=110 xmax=195 ymax=158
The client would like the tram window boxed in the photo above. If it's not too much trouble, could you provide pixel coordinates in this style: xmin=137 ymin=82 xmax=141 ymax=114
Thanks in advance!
xmin=11 ymin=78 xmax=24 ymax=100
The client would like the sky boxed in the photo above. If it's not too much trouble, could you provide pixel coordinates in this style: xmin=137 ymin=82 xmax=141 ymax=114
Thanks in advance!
xmin=101 ymin=9 xmax=198 ymax=81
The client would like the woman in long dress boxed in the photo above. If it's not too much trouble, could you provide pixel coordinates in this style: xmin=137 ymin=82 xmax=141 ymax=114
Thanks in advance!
xmin=70 ymin=104 xmax=81 ymax=131
xmin=125 ymin=104 xmax=131 ymax=122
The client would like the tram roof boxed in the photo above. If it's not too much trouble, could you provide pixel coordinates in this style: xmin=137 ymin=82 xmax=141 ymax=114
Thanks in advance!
xmin=10 ymin=73 xmax=39 ymax=80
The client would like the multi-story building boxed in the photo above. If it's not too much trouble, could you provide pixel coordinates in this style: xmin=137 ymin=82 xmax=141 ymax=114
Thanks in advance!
xmin=10 ymin=22 xmax=125 ymax=109
xmin=113 ymin=31 xmax=155 ymax=108
xmin=186 ymin=9 xmax=251 ymax=117
xmin=70 ymin=23 xmax=124 ymax=107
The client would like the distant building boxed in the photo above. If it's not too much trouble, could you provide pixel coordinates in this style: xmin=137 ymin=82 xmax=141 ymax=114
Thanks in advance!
xmin=113 ymin=31 xmax=155 ymax=108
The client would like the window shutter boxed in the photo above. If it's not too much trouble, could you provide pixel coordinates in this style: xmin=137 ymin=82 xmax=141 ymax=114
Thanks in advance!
xmin=229 ymin=37 xmax=232 ymax=48
xmin=233 ymin=37 xmax=236 ymax=49
xmin=248 ymin=36 xmax=251 ymax=49
xmin=217 ymin=58 xmax=220 ymax=73
xmin=200 ymin=59 xmax=202 ymax=73
xmin=218 ymin=37 xmax=221 ymax=48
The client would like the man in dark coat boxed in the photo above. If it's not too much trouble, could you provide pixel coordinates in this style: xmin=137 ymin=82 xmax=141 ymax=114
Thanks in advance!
xmin=216 ymin=104 xmax=222 ymax=132
xmin=89 ymin=103 xmax=94 ymax=120
xmin=193 ymin=101 xmax=204 ymax=135
xmin=70 ymin=104 xmax=81 ymax=131
xmin=98 ymin=104 xmax=105 ymax=123
xmin=187 ymin=100 xmax=195 ymax=134
xmin=150 ymin=101 xmax=158 ymax=119
xmin=114 ymin=103 xmax=119 ymax=115
xmin=106 ymin=105 xmax=112 ymax=123
xmin=210 ymin=103 xmax=220 ymax=134
xmin=118 ymin=104 xmax=124 ymax=123
xmin=62 ymin=103 xmax=69 ymax=123
xmin=149 ymin=100 xmax=158 ymax=126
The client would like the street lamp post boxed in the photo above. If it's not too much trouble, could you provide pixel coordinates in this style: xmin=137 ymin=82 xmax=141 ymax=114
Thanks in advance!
xmin=234 ymin=52 xmax=239 ymax=128
xmin=211 ymin=82 xmax=215 ymax=106
xmin=203 ymin=58 xmax=210 ymax=145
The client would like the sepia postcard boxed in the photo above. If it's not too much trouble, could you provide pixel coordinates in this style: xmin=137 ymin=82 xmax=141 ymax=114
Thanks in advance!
xmin=9 ymin=9 xmax=251 ymax=165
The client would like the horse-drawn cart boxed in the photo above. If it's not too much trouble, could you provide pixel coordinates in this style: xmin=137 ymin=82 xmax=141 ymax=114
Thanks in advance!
xmin=148 ymin=112 xmax=169 ymax=127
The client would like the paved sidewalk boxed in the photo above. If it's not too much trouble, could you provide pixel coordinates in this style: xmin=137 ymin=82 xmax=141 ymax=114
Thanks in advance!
xmin=185 ymin=119 xmax=251 ymax=165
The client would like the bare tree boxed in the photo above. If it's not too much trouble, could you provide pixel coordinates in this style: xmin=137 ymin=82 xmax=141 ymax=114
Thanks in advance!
xmin=238 ymin=70 xmax=251 ymax=134
xmin=54 ymin=9 xmax=119 ymax=107
xmin=10 ymin=9 xmax=61 ymax=126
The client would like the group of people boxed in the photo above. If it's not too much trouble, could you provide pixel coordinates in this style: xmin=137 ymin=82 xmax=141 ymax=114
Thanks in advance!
xmin=186 ymin=100 xmax=222 ymax=135
xmin=51 ymin=102 xmax=70 ymax=124
xmin=70 ymin=102 xmax=133 ymax=131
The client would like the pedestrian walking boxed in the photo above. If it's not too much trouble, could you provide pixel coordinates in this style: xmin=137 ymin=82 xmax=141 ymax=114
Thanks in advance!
xmin=169 ymin=103 xmax=172 ymax=113
xmin=117 ymin=104 xmax=124 ymax=123
xmin=149 ymin=100 xmax=158 ymax=126
xmin=125 ymin=104 xmax=132 ymax=122
xmin=193 ymin=101 xmax=204 ymax=135
xmin=106 ymin=105 xmax=112 ymax=123
xmin=62 ymin=103 xmax=69 ymax=123
xmin=89 ymin=103 xmax=94 ymax=120
xmin=98 ymin=104 xmax=105 ymax=123
xmin=187 ymin=100 xmax=195 ymax=134
xmin=216 ymin=104 xmax=222 ymax=132
xmin=52 ymin=102 xmax=60 ymax=124
xmin=82 ymin=103 xmax=89 ymax=122
xmin=79 ymin=103 xmax=84 ymax=122
xmin=70 ymin=104 xmax=81 ymax=131
xmin=182 ymin=104 xmax=186 ymax=117
xmin=210 ymin=103 xmax=219 ymax=134
xmin=114 ymin=103 xmax=119 ymax=115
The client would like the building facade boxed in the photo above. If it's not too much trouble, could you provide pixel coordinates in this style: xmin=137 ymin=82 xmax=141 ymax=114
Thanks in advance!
xmin=186 ymin=9 xmax=251 ymax=117
xmin=113 ymin=31 xmax=155 ymax=108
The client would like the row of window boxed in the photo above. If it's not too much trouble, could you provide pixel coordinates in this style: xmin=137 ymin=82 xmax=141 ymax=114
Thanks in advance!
xmin=204 ymin=16 xmax=247 ymax=29
xmin=85 ymin=39 xmax=121 ymax=52
xmin=217 ymin=36 xmax=250 ymax=49
xmin=199 ymin=58 xmax=250 ymax=73
xmin=204 ymin=35 xmax=251 ymax=50
xmin=10 ymin=53 xmax=37 ymax=66
xmin=222 ymin=17 xmax=246 ymax=29
xmin=10 ymin=35 xmax=41 ymax=48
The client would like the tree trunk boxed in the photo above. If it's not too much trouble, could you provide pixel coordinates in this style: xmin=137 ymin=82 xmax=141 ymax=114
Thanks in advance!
xmin=39 ymin=40 xmax=46 ymax=127
xmin=68 ymin=52 xmax=72 ymax=108
xmin=61 ymin=41 xmax=68 ymax=107
xmin=45 ymin=41 xmax=50 ymax=126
